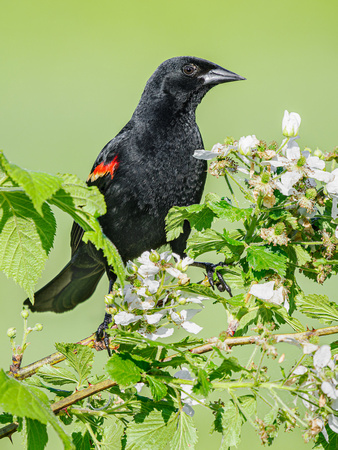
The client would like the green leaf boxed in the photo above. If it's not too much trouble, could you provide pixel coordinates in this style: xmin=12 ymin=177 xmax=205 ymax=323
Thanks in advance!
xmin=145 ymin=375 xmax=168 ymax=401
xmin=295 ymin=294 xmax=338 ymax=323
xmin=55 ymin=343 xmax=94 ymax=384
xmin=106 ymin=353 xmax=142 ymax=387
xmin=247 ymin=246 xmax=287 ymax=277
xmin=193 ymin=368 xmax=211 ymax=397
xmin=72 ymin=431 xmax=91 ymax=450
xmin=273 ymin=307 xmax=306 ymax=332
xmin=126 ymin=409 xmax=177 ymax=450
xmin=166 ymin=203 xmax=215 ymax=242
xmin=101 ymin=421 xmax=125 ymax=449
xmin=170 ymin=411 xmax=198 ymax=450
xmin=292 ymin=244 xmax=312 ymax=266
xmin=0 ymin=370 xmax=74 ymax=449
xmin=49 ymin=173 xmax=106 ymax=220
xmin=37 ymin=365 xmax=78 ymax=386
xmin=83 ymin=226 xmax=125 ymax=288
xmin=0 ymin=192 xmax=56 ymax=299
xmin=208 ymin=200 xmax=252 ymax=222
xmin=0 ymin=151 xmax=62 ymax=214
xmin=314 ymin=425 xmax=338 ymax=450
xmin=186 ymin=229 xmax=229 ymax=258
xmin=220 ymin=400 xmax=242 ymax=449
xmin=26 ymin=418 xmax=48 ymax=450
xmin=238 ymin=395 xmax=256 ymax=419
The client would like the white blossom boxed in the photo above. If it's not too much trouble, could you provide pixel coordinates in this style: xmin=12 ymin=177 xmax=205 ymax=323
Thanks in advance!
xmin=140 ymin=327 xmax=174 ymax=341
xmin=170 ymin=309 xmax=203 ymax=334
xmin=238 ymin=134 xmax=259 ymax=156
xmin=114 ymin=311 xmax=140 ymax=326
xmin=313 ymin=345 xmax=332 ymax=371
xmin=282 ymin=110 xmax=301 ymax=137
xmin=249 ymin=281 xmax=289 ymax=311
xmin=326 ymin=168 xmax=338 ymax=195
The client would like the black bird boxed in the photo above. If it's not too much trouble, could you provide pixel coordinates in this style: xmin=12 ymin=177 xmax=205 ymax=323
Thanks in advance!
xmin=25 ymin=56 xmax=244 ymax=321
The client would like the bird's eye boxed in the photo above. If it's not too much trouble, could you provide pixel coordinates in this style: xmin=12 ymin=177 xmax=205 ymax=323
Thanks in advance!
xmin=182 ymin=64 xmax=198 ymax=76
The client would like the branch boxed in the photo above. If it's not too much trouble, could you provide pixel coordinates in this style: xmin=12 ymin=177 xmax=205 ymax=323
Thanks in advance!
xmin=10 ymin=325 xmax=338 ymax=379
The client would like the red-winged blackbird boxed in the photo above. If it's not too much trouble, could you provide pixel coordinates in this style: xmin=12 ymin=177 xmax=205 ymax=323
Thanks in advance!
xmin=25 ymin=56 xmax=244 ymax=314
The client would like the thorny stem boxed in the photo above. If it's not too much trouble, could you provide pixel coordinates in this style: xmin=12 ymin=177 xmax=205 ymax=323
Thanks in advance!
xmin=10 ymin=325 xmax=338 ymax=380
xmin=269 ymin=388 xmax=307 ymax=428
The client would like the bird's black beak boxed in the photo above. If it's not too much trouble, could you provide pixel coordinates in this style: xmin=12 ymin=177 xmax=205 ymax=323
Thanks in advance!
xmin=202 ymin=66 xmax=246 ymax=85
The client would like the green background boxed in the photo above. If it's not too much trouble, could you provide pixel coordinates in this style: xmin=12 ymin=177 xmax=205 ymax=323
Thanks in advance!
xmin=1 ymin=0 xmax=338 ymax=448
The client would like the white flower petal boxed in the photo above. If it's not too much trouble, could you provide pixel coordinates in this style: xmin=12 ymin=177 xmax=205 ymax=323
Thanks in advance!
xmin=302 ymin=342 xmax=319 ymax=354
xmin=193 ymin=149 xmax=219 ymax=160
xmin=114 ymin=311 xmax=140 ymax=326
xmin=182 ymin=404 xmax=195 ymax=416
xmin=306 ymin=155 xmax=325 ymax=170
xmin=321 ymin=381 xmax=338 ymax=399
xmin=182 ymin=321 xmax=203 ymax=334
xmin=292 ymin=365 xmax=307 ymax=375
xmin=270 ymin=286 xmax=284 ymax=306
xmin=310 ymin=169 xmax=334 ymax=183
xmin=145 ymin=312 xmax=165 ymax=324
xmin=328 ymin=414 xmax=338 ymax=433
xmin=280 ymin=170 xmax=303 ymax=189
xmin=313 ymin=345 xmax=332 ymax=370
xmin=249 ymin=281 xmax=275 ymax=300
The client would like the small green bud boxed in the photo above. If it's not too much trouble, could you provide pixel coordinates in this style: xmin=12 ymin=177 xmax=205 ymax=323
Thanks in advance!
xmin=274 ymin=222 xmax=285 ymax=235
xmin=305 ymin=188 xmax=317 ymax=200
xmin=297 ymin=155 xmax=306 ymax=167
xmin=178 ymin=298 xmax=187 ymax=305
xmin=224 ymin=136 xmax=234 ymax=146
xmin=304 ymin=147 xmax=312 ymax=154
xmin=149 ymin=251 xmax=160 ymax=263
xmin=21 ymin=309 xmax=29 ymax=319
xmin=313 ymin=148 xmax=323 ymax=158
xmin=176 ymin=261 xmax=183 ymax=271
xmin=7 ymin=327 xmax=16 ymax=338
xmin=145 ymin=289 xmax=152 ymax=296
xmin=126 ymin=262 xmax=138 ymax=274
xmin=33 ymin=323 xmax=43 ymax=332
xmin=105 ymin=293 xmax=114 ymax=305
xmin=261 ymin=172 xmax=270 ymax=184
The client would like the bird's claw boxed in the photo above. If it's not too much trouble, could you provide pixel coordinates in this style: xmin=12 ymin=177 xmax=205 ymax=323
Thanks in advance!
xmin=96 ymin=312 xmax=113 ymax=356
xmin=202 ymin=262 xmax=232 ymax=297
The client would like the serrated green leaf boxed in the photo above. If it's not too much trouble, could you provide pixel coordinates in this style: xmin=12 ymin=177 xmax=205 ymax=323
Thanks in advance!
xmin=0 ymin=370 xmax=74 ymax=449
xmin=126 ymin=409 xmax=177 ymax=450
xmin=170 ymin=411 xmax=198 ymax=450
xmin=55 ymin=343 xmax=93 ymax=384
xmin=247 ymin=246 xmax=287 ymax=276
xmin=292 ymin=245 xmax=312 ymax=266
xmin=0 ymin=151 xmax=62 ymax=214
xmin=72 ymin=431 xmax=91 ymax=450
xmin=101 ymin=421 xmax=125 ymax=449
xmin=83 ymin=227 xmax=125 ymax=288
xmin=295 ymin=294 xmax=338 ymax=323
xmin=238 ymin=395 xmax=256 ymax=419
xmin=186 ymin=229 xmax=229 ymax=258
xmin=208 ymin=200 xmax=252 ymax=222
xmin=314 ymin=425 xmax=338 ymax=450
xmin=220 ymin=400 xmax=242 ymax=449
xmin=166 ymin=203 xmax=215 ymax=242
xmin=0 ymin=192 xmax=56 ymax=299
xmin=37 ymin=365 xmax=78 ymax=386
xmin=50 ymin=173 xmax=106 ymax=219
xmin=145 ymin=375 xmax=168 ymax=401
xmin=193 ymin=368 xmax=211 ymax=397
xmin=273 ymin=307 xmax=306 ymax=332
xmin=209 ymin=357 xmax=243 ymax=381
xmin=26 ymin=418 xmax=48 ymax=450
xmin=106 ymin=353 xmax=142 ymax=387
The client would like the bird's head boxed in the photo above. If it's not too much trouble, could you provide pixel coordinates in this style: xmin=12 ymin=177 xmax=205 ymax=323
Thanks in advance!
xmin=138 ymin=56 xmax=245 ymax=115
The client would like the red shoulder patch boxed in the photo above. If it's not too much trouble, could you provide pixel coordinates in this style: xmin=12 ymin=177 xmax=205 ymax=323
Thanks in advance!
xmin=87 ymin=155 xmax=119 ymax=183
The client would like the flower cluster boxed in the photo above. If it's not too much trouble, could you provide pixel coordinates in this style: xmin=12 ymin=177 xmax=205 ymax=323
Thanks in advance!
xmin=106 ymin=250 xmax=207 ymax=339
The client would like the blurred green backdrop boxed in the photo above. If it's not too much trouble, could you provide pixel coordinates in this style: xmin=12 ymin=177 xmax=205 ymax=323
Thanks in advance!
xmin=1 ymin=0 xmax=338 ymax=448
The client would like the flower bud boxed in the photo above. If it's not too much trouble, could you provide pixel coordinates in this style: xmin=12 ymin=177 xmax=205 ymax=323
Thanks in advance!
xmin=21 ymin=309 xmax=29 ymax=319
xmin=238 ymin=135 xmax=259 ymax=156
xmin=104 ymin=293 xmax=114 ymax=305
xmin=126 ymin=261 xmax=138 ymax=275
xmin=282 ymin=110 xmax=301 ymax=137
xmin=261 ymin=172 xmax=270 ymax=184
xmin=313 ymin=148 xmax=323 ymax=158
xmin=7 ymin=327 xmax=16 ymax=338
xmin=33 ymin=323 xmax=43 ymax=332
xmin=149 ymin=251 xmax=160 ymax=263
xmin=305 ymin=188 xmax=317 ymax=200
xmin=178 ymin=298 xmax=187 ymax=305
xmin=274 ymin=222 xmax=285 ymax=235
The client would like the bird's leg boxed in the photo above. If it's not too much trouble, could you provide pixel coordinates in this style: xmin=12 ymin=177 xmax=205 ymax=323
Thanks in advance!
xmin=192 ymin=261 xmax=232 ymax=297
xmin=96 ymin=279 xmax=114 ymax=356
